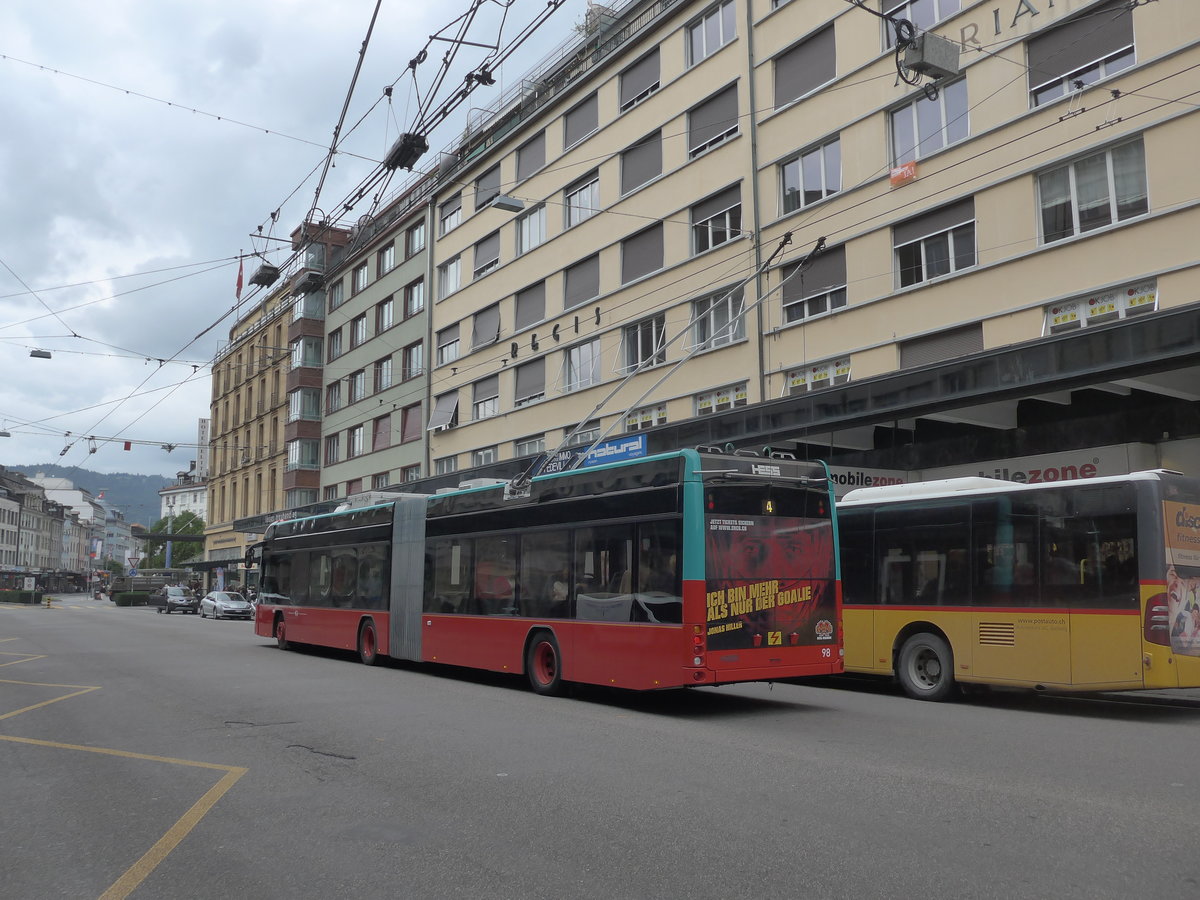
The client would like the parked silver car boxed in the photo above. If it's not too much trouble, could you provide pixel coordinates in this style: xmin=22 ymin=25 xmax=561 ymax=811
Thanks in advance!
xmin=200 ymin=591 xmax=254 ymax=620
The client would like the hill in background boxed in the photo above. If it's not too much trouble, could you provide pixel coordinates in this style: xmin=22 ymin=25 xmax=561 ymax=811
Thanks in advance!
xmin=12 ymin=464 xmax=170 ymax=528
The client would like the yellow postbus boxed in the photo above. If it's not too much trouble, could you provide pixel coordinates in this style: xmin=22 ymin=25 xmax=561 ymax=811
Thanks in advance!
xmin=837 ymin=469 xmax=1200 ymax=700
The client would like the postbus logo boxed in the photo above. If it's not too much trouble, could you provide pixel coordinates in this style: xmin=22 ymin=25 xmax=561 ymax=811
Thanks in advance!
xmin=815 ymin=619 xmax=834 ymax=641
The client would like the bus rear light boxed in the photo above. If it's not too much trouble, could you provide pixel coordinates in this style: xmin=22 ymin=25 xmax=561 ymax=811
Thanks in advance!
xmin=692 ymin=635 xmax=704 ymax=648
xmin=1144 ymin=592 xmax=1171 ymax=647
xmin=693 ymin=656 xmax=703 ymax=666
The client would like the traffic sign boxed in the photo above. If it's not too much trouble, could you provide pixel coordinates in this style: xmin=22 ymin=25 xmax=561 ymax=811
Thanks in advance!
xmin=127 ymin=556 xmax=141 ymax=569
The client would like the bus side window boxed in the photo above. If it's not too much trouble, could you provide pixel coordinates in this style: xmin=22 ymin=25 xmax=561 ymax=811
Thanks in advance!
xmin=518 ymin=530 xmax=569 ymax=619
xmin=838 ymin=508 xmax=875 ymax=605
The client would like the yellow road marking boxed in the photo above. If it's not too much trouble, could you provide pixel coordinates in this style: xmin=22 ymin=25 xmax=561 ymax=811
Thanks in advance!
xmin=0 ymin=684 xmax=100 ymax=719
xmin=0 ymin=652 xmax=46 ymax=667
xmin=0 ymin=734 xmax=248 ymax=900
xmin=0 ymin=651 xmax=251 ymax=898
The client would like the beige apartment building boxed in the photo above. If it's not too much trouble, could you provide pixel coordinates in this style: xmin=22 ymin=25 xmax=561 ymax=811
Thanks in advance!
xmin=411 ymin=0 xmax=1200 ymax=490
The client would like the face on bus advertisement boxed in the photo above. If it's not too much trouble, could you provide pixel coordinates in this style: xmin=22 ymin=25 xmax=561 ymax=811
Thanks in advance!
xmin=704 ymin=515 xmax=836 ymax=651
xmin=1162 ymin=501 xmax=1200 ymax=657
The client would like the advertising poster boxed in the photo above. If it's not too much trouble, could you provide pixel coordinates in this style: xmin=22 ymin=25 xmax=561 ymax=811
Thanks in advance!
xmin=1163 ymin=501 xmax=1200 ymax=657
xmin=705 ymin=515 xmax=836 ymax=651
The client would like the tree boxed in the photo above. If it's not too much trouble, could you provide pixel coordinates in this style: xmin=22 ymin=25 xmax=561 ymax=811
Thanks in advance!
xmin=142 ymin=511 xmax=206 ymax=568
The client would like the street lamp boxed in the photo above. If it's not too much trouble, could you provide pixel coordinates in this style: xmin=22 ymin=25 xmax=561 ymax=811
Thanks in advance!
xmin=164 ymin=500 xmax=175 ymax=569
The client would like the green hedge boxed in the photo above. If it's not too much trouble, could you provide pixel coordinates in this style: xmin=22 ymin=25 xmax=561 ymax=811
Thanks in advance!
xmin=114 ymin=592 xmax=151 ymax=607
xmin=0 ymin=589 xmax=43 ymax=604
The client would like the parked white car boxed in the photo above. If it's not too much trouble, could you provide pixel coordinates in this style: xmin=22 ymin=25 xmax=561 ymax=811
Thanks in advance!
xmin=200 ymin=591 xmax=254 ymax=620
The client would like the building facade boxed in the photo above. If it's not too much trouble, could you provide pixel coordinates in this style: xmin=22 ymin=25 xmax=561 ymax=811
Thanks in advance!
xmin=402 ymin=0 xmax=1200 ymax=490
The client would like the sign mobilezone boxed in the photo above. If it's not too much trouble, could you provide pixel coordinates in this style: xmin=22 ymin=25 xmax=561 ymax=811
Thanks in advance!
xmin=826 ymin=443 xmax=1158 ymax=498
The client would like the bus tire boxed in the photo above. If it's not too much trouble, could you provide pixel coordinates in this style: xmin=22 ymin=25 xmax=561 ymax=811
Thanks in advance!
xmin=275 ymin=617 xmax=289 ymax=651
xmin=897 ymin=633 xmax=957 ymax=701
xmin=526 ymin=633 xmax=565 ymax=696
xmin=358 ymin=620 xmax=379 ymax=666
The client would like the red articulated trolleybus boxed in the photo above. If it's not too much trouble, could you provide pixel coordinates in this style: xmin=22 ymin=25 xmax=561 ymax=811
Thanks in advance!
xmin=252 ymin=448 xmax=843 ymax=694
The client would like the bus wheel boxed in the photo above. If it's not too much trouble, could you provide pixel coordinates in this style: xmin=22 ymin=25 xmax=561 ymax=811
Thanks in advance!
xmin=526 ymin=633 xmax=565 ymax=696
xmin=358 ymin=620 xmax=379 ymax=666
xmin=275 ymin=617 xmax=289 ymax=651
xmin=897 ymin=633 xmax=957 ymax=701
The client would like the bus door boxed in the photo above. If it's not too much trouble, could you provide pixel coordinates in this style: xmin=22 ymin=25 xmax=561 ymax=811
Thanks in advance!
xmin=837 ymin=507 xmax=876 ymax=671
xmin=1050 ymin=484 xmax=1141 ymax=686
xmin=971 ymin=498 xmax=1073 ymax=686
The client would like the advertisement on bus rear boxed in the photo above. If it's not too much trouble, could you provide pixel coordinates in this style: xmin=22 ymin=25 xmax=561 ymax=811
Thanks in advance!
xmin=1163 ymin=501 xmax=1200 ymax=657
xmin=704 ymin=514 xmax=836 ymax=651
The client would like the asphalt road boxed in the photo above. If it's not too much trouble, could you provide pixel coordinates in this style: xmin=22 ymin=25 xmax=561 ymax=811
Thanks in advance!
xmin=3 ymin=594 xmax=1199 ymax=899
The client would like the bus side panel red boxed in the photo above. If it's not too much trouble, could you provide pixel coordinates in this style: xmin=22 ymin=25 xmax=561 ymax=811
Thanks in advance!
xmin=421 ymin=616 xmax=693 ymax=690
xmin=255 ymin=606 xmax=389 ymax=656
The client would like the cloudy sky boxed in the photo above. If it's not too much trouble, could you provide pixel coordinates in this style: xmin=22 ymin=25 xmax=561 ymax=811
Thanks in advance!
xmin=0 ymin=0 xmax=582 ymax=478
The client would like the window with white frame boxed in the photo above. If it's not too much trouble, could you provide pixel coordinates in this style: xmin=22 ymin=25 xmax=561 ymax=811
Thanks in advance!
xmin=327 ymin=327 xmax=343 ymax=361
xmin=563 ymin=339 xmax=601 ymax=393
xmin=1044 ymin=279 xmax=1157 ymax=334
xmin=695 ymin=382 xmax=747 ymax=415
xmin=435 ymin=456 xmax=459 ymax=476
xmin=621 ymin=131 xmax=662 ymax=195
xmin=401 ymin=403 xmax=422 ymax=443
xmin=567 ymin=420 xmax=601 ymax=446
xmin=514 ymin=358 xmax=545 ymax=407
xmin=376 ymin=297 xmax=394 ymax=332
xmin=404 ymin=278 xmax=424 ymax=317
xmin=891 ymin=77 xmax=968 ymax=165
xmin=516 ymin=204 xmax=546 ymax=255
xmin=565 ymin=173 xmax=600 ymax=227
xmin=439 ymin=194 xmax=462 ymax=234
xmin=377 ymin=243 xmax=396 ymax=277
xmin=285 ymin=439 xmax=320 ymax=471
xmin=436 ymin=325 xmax=460 ymax=366
xmin=626 ymin=404 xmax=667 ymax=432
xmin=326 ymin=381 xmax=342 ymax=413
xmin=688 ymin=85 xmax=739 ymax=157
xmin=623 ymin=314 xmax=666 ymax=372
xmin=894 ymin=199 xmax=976 ymax=288
xmin=773 ymin=24 xmax=835 ymax=109
xmin=563 ymin=94 xmax=598 ymax=149
xmin=780 ymin=137 xmax=840 ymax=214
xmin=350 ymin=314 xmax=368 ymax=348
xmin=373 ymin=356 xmax=392 ymax=393
xmin=1038 ymin=138 xmax=1147 ymax=244
xmin=515 ymin=434 xmax=546 ymax=456
xmin=324 ymin=434 xmax=341 ymax=465
xmin=347 ymin=425 xmax=364 ymax=459
xmin=287 ymin=387 xmax=320 ymax=423
xmin=402 ymin=341 xmax=423 ymax=380
xmin=692 ymin=286 xmax=745 ymax=350
xmin=401 ymin=464 xmax=421 ymax=482
xmin=781 ymin=245 xmax=847 ymax=323
xmin=347 ymin=370 xmax=366 ymax=404
xmin=328 ymin=279 xmax=344 ymax=310
xmin=1028 ymin=0 xmax=1133 ymax=106
xmin=687 ymin=0 xmax=735 ymax=67
xmin=429 ymin=390 xmax=459 ymax=430
xmin=621 ymin=223 xmax=663 ymax=283
xmin=787 ymin=358 xmax=850 ymax=394
xmin=620 ymin=48 xmax=660 ymax=111
xmin=472 ymin=375 xmax=499 ymax=420
xmin=884 ymin=0 xmax=960 ymax=48
xmin=352 ymin=262 xmax=369 ymax=294
xmin=438 ymin=256 xmax=461 ymax=299
xmin=473 ymin=232 xmax=500 ymax=279
xmin=372 ymin=414 xmax=391 ymax=452
xmin=472 ymin=446 xmax=498 ymax=467
xmin=691 ymin=186 xmax=741 ymax=254
xmin=373 ymin=472 xmax=390 ymax=490
xmin=475 ymin=164 xmax=501 ymax=210
xmin=405 ymin=221 xmax=426 ymax=257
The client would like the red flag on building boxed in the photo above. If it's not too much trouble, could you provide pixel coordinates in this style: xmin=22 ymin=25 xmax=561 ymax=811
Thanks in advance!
xmin=123 ymin=441 xmax=132 ymax=451
xmin=235 ymin=257 xmax=244 ymax=300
